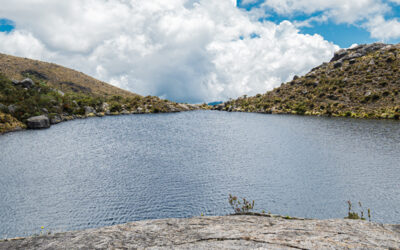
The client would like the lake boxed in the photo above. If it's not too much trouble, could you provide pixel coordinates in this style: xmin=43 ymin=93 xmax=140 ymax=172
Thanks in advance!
xmin=1 ymin=111 xmax=399 ymax=238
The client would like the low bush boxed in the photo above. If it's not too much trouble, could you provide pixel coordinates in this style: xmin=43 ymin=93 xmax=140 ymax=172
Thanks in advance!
xmin=228 ymin=194 xmax=255 ymax=214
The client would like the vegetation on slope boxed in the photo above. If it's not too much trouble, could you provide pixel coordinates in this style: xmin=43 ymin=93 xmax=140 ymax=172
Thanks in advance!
xmin=0 ymin=53 xmax=136 ymax=98
xmin=216 ymin=43 xmax=400 ymax=119
xmin=0 ymin=55 xmax=204 ymax=134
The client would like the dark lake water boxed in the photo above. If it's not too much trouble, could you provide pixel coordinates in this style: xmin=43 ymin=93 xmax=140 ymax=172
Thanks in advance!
xmin=1 ymin=111 xmax=400 ymax=238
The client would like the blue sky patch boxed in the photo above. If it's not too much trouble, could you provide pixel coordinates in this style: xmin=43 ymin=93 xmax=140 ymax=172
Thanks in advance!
xmin=237 ymin=0 xmax=264 ymax=10
xmin=236 ymin=0 xmax=400 ymax=48
xmin=0 ymin=19 xmax=15 ymax=33
xmin=300 ymin=23 xmax=375 ymax=48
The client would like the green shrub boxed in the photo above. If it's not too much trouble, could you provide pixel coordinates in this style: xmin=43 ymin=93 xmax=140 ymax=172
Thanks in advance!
xmin=294 ymin=103 xmax=307 ymax=115
xmin=110 ymin=103 xmax=122 ymax=112
xmin=345 ymin=201 xmax=371 ymax=221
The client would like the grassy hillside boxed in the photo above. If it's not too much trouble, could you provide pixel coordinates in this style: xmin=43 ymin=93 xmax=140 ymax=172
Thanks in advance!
xmin=0 ymin=53 xmax=136 ymax=98
xmin=217 ymin=43 xmax=400 ymax=119
xmin=0 ymin=55 xmax=203 ymax=134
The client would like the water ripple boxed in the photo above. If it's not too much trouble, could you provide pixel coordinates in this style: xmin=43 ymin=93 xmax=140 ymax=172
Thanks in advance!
xmin=0 ymin=111 xmax=400 ymax=238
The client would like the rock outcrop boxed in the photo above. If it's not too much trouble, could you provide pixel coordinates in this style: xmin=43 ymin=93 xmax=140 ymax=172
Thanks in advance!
xmin=12 ymin=78 xmax=35 ymax=89
xmin=330 ymin=43 xmax=387 ymax=63
xmin=1 ymin=215 xmax=399 ymax=249
xmin=26 ymin=115 xmax=50 ymax=129
xmin=218 ymin=43 xmax=400 ymax=119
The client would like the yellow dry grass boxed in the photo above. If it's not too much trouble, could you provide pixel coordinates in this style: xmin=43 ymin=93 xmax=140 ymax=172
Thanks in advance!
xmin=0 ymin=53 xmax=138 ymax=98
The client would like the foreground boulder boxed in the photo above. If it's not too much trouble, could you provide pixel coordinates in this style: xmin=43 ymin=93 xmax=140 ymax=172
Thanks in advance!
xmin=26 ymin=115 xmax=50 ymax=129
xmin=1 ymin=215 xmax=399 ymax=249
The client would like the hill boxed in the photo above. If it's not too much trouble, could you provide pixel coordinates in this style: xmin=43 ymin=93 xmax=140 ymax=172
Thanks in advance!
xmin=215 ymin=43 xmax=400 ymax=119
xmin=0 ymin=54 xmax=203 ymax=134
xmin=0 ymin=53 xmax=136 ymax=98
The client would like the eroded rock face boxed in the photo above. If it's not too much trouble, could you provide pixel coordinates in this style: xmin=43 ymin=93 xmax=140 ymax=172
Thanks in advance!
xmin=1 ymin=215 xmax=399 ymax=249
xmin=26 ymin=115 xmax=50 ymax=129
xmin=330 ymin=43 xmax=387 ymax=63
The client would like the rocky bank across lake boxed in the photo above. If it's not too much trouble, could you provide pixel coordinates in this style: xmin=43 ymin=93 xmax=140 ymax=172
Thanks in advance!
xmin=216 ymin=43 xmax=400 ymax=120
xmin=1 ymin=215 xmax=399 ymax=249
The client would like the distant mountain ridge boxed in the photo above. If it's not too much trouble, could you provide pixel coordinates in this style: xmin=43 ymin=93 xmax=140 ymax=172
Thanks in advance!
xmin=215 ymin=43 xmax=400 ymax=119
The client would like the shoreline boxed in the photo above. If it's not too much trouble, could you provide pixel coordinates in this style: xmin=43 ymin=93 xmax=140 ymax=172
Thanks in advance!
xmin=0 ymin=106 xmax=205 ymax=136
xmin=1 ymin=215 xmax=399 ymax=249
xmin=3 ymin=108 xmax=399 ymax=137
xmin=212 ymin=107 xmax=400 ymax=121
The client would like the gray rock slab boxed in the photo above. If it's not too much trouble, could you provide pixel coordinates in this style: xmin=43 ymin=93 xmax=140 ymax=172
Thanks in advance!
xmin=0 ymin=215 xmax=399 ymax=249
xmin=26 ymin=115 xmax=50 ymax=129
xmin=19 ymin=78 xmax=35 ymax=88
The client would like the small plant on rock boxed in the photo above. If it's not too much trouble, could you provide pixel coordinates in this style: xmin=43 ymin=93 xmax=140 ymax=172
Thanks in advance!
xmin=345 ymin=200 xmax=371 ymax=221
xmin=228 ymin=194 xmax=255 ymax=214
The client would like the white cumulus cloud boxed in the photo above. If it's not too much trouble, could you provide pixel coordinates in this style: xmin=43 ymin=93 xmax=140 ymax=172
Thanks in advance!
xmin=261 ymin=0 xmax=400 ymax=41
xmin=366 ymin=15 xmax=400 ymax=40
xmin=263 ymin=0 xmax=389 ymax=24
xmin=0 ymin=0 xmax=338 ymax=103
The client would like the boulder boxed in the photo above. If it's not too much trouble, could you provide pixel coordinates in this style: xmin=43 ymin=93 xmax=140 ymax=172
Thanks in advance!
xmin=214 ymin=104 xmax=225 ymax=111
xmin=0 ymin=103 xmax=7 ymax=112
xmin=166 ymin=104 xmax=180 ymax=112
xmin=305 ymin=72 xmax=316 ymax=78
xmin=333 ymin=61 xmax=343 ymax=68
xmin=84 ymin=106 xmax=96 ymax=116
xmin=26 ymin=115 xmax=50 ymax=129
xmin=7 ymin=104 xmax=17 ymax=114
xmin=121 ymin=110 xmax=130 ymax=115
xmin=101 ymin=102 xmax=110 ymax=112
xmin=50 ymin=115 xmax=62 ymax=125
xmin=369 ymin=59 xmax=375 ymax=65
xmin=19 ymin=78 xmax=35 ymax=88
xmin=331 ymin=49 xmax=347 ymax=62
xmin=57 ymin=90 xmax=65 ymax=97
xmin=178 ymin=104 xmax=190 ymax=111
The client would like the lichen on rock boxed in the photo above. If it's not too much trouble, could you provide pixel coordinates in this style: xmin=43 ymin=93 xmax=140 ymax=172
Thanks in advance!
xmin=1 ymin=215 xmax=399 ymax=249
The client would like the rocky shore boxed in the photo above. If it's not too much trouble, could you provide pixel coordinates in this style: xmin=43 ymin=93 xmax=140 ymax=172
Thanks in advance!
xmin=0 ymin=103 xmax=203 ymax=135
xmin=0 ymin=73 xmax=207 ymax=135
xmin=0 ymin=75 xmax=205 ymax=134
xmin=1 ymin=215 xmax=399 ymax=249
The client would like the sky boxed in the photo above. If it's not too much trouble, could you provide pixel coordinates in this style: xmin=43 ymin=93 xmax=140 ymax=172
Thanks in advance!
xmin=0 ymin=0 xmax=399 ymax=103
